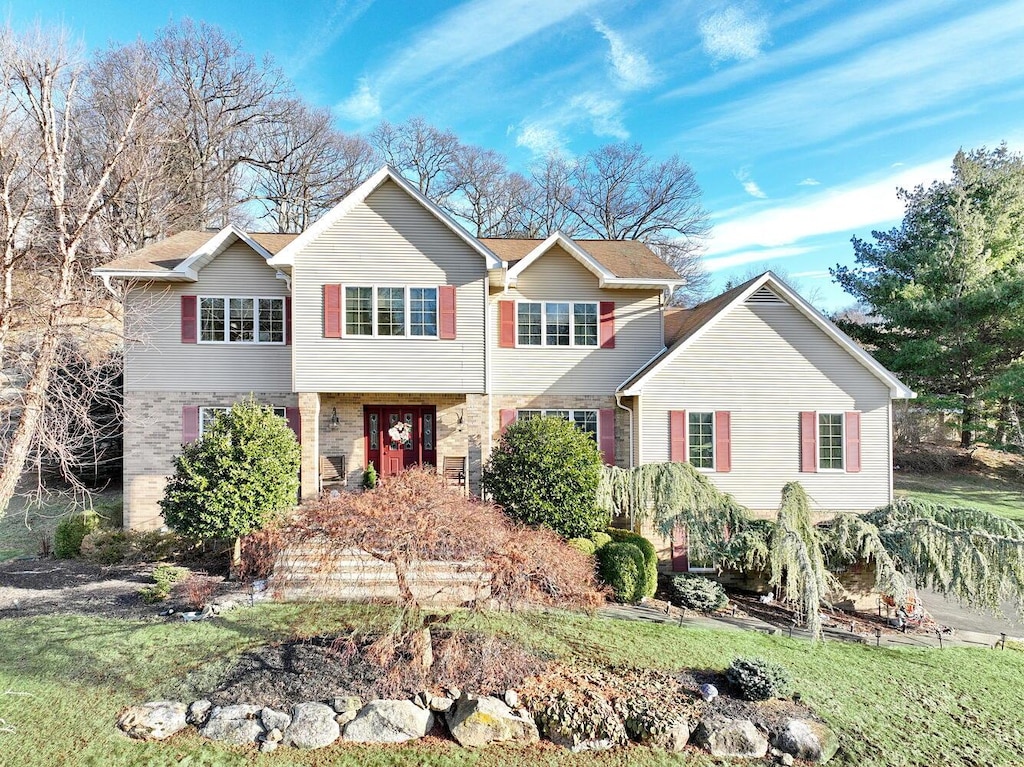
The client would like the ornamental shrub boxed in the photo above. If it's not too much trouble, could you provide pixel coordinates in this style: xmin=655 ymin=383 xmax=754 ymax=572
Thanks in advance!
xmin=362 ymin=461 xmax=378 ymax=490
xmin=139 ymin=564 xmax=190 ymax=603
xmin=726 ymin=656 xmax=792 ymax=701
xmin=670 ymin=573 xmax=728 ymax=613
xmin=567 ymin=537 xmax=597 ymax=556
xmin=160 ymin=398 xmax=301 ymax=545
xmin=482 ymin=415 xmax=606 ymax=539
xmin=589 ymin=531 xmax=613 ymax=550
xmin=54 ymin=512 xmax=100 ymax=558
xmin=606 ymin=528 xmax=657 ymax=598
xmin=597 ymin=542 xmax=646 ymax=603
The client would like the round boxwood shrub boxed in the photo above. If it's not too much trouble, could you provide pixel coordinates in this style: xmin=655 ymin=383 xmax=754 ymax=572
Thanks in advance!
xmin=54 ymin=512 xmax=100 ymax=558
xmin=589 ymin=531 xmax=613 ymax=550
xmin=567 ymin=537 xmax=597 ymax=556
xmin=606 ymin=528 xmax=657 ymax=598
xmin=726 ymin=657 xmax=792 ymax=701
xmin=670 ymin=573 xmax=728 ymax=613
xmin=597 ymin=542 xmax=646 ymax=603
xmin=482 ymin=415 xmax=606 ymax=539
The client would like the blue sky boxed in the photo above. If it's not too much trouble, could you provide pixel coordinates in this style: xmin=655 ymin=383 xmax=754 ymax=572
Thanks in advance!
xmin=8 ymin=0 xmax=1024 ymax=308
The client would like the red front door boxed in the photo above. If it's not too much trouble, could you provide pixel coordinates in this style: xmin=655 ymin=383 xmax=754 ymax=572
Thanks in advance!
xmin=365 ymin=406 xmax=437 ymax=477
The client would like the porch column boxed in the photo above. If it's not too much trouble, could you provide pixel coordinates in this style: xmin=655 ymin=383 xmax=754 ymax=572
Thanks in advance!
xmin=298 ymin=392 xmax=320 ymax=501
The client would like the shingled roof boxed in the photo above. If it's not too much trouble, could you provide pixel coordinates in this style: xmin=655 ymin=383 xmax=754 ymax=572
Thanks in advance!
xmin=480 ymin=237 xmax=679 ymax=281
xmin=95 ymin=230 xmax=298 ymax=273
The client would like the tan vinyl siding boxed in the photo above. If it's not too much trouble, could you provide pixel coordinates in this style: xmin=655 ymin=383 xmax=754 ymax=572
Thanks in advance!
xmin=123 ymin=242 xmax=291 ymax=392
xmin=292 ymin=179 xmax=486 ymax=393
xmin=492 ymin=245 xmax=664 ymax=395
xmin=639 ymin=302 xmax=893 ymax=513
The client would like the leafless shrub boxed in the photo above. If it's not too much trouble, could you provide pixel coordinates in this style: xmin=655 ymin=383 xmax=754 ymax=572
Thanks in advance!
xmin=175 ymin=572 xmax=219 ymax=610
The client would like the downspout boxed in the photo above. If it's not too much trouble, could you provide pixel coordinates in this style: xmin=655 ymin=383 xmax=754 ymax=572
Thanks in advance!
xmin=615 ymin=392 xmax=635 ymax=468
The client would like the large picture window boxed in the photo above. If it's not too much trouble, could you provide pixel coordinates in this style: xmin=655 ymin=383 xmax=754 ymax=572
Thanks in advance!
xmin=516 ymin=301 xmax=598 ymax=347
xmin=688 ymin=411 xmax=714 ymax=469
xmin=199 ymin=297 xmax=284 ymax=343
xmin=818 ymin=413 xmax=844 ymax=470
xmin=199 ymin=406 xmax=286 ymax=435
xmin=517 ymin=409 xmax=598 ymax=440
xmin=343 ymin=286 xmax=438 ymax=337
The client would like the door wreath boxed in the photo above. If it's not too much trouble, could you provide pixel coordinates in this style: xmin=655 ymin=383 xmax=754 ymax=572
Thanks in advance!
xmin=388 ymin=421 xmax=412 ymax=445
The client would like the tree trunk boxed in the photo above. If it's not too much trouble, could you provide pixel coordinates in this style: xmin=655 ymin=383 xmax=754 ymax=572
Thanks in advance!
xmin=960 ymin=398 xmax=976 ymax=448
xmin=229 ymin=536 xmax=242 ymax=580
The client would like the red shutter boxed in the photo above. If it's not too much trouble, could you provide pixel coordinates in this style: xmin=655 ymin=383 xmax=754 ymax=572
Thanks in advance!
xmin=182 ymin=406 xmax=199 ymax=443
xmin=715 ymin=411 xmax=731 ymax=473
xmin=286 ymin=407 xmax=301 ymax=443
xmin=285 ymin=296 xmax=293 ymax=345
xmin=845 ymin=411 xmax=861 ymax=473
xmin=671 ymin=525 xmax=689 ymax=572
xmin=438 ymin=285 xmax=457 ymax=339
xmin=598 ymin=409 xmax=615 ymax=465
xmin=181 ymin=295 xmax=197 ymax=344
xmin=670 ymin=410 xmax=687 ymax=462
xmin=323 ymin=284 xmax=341 ymax=338
xmin=599 ymin=301 xmax=615 ymax=348
xmin=499 ymin=300 xmax=515 ymax=347
xmin=499 ymin=409 xmax=516 ymax=436
xmin=800 ymin=411 xmax=818 ymax=473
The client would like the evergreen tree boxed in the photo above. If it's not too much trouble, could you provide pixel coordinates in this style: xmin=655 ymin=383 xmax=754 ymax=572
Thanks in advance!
xmin=833 ymin=146 xmax=1024 ymax=446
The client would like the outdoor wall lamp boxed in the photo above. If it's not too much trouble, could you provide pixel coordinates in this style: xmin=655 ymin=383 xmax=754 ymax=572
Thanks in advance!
xmin=456 ymin=410 xmax=465 ymax=431
xmin=328 ymin=407 xmax=340 ymax=431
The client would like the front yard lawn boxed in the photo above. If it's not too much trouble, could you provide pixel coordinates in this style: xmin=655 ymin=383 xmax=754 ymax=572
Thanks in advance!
xmin=1 ymin=603 xmax=1021 ymax=766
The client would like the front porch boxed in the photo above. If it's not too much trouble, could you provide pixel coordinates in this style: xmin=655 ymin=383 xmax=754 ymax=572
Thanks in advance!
xmin=297 ymin=392 xmax=487 ymax=498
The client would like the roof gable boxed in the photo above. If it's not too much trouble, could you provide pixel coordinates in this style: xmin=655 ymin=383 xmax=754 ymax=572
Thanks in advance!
xmin=267 ymin=166 xmax=503 ymax=270
xmin=619 ymin=272 xmax=914 ymax=399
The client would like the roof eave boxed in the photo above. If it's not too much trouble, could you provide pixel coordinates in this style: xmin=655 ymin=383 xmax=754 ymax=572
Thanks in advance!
xmin=90 ymin=268 xmax=197 ymax=282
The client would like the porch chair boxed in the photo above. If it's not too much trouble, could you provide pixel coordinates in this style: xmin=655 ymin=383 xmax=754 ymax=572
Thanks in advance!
xmin=443 ymin=455 xmax=468 ymax=494
xmin=319 ymin=454 xmax=347 ymax=494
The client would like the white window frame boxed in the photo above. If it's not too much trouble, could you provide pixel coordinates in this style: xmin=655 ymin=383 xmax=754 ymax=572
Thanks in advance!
xmin=516 ymin=409 xmax=599 ymax=441
xmin=686 ymin=411 xmax=716 ymax=472
xmin=197 ymin=296 xmax=286 ymax=345
xmin=341 ymin=285 xmax=439 ymax=339
xmin=199 ymin=406 xmax=287 ymax=436
xmin=514 ymin=300 xmax=599 ymax=348
xmin=817 ymin=412 xmax=846 ymax=472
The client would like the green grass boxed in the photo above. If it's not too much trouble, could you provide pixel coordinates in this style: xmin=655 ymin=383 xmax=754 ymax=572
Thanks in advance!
xmin=895 ymin=472 xmax=1024 ymax=520
xmin=0 ymin=492 xmax=122 ymax=561
xmin=1 ymin=603 xmax=1022 ymax=766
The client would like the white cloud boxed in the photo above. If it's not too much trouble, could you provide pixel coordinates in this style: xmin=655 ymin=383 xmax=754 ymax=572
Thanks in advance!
xmin=798 ymin=178 xmax=820 ymax=186
xmin=706 ymin=157 xmax=952 ymax=260
xmin=735 ymin=167 xmax=767 ymax=198
xmin=790 ymin=269 xmax=832 ymax=280
xmin=705 ymin=246 xmax=815 ymax=272
xmin=699 ymin=6 xmax=770 ymax=63
xmin=516 ymin=123 xmax=564 ymax=155
xmin=593 ymin=19 xmax=656 ymax=91
xmin=570 ymin=93 xmax=629 ymax=139
xmin=286 ymin=0 xmax=375 ymax=75
xmin=336 ymin=77 xmax=381 ymax=122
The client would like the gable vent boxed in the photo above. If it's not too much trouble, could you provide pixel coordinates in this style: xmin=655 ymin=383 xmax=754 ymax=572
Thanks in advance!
xmin=746 ymin=285 xmax=785 ymax=305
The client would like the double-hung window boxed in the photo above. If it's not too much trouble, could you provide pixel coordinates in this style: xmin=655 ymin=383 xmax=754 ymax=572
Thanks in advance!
xmin=688 ymin=411 xmax=715 ymax=469
xmin=344 ymin=286 xmax=438 ymax=337
xmin=516 ymin=301 xmax=598 ymax=347
xmin=517 ymin=409 xmax=598 ymax=441
xmin=199 ymin=406 xmax=286 ymax=436
xmin=198 ymin=297 xmax=284 ymax=343
xmin=818 ymin=413 xmax=844 ymax=470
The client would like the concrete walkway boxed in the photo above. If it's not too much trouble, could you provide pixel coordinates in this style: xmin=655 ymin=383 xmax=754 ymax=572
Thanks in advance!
xmin=599 ymin=602 xmax=1019 ymax=652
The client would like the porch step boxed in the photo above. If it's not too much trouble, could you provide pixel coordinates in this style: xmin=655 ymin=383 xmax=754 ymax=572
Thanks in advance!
xmin=269 ymin=543 xmax=491 ymax=606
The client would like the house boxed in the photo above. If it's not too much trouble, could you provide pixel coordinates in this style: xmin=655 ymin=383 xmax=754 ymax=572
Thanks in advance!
xmin=93 ymin=166 xmax=913 ymax=568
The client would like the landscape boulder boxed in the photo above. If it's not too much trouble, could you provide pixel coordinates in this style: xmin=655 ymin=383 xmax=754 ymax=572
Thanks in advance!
xmin=694 ymin=715 xmax=769 ymax=758
xmin=774 ymin=719 xmax=839 ymax=763
xmin=186 ymin=699 xmax=212 ymax=727
xmin=622 ymin=706 xmax=691 ymax=751
xmin=446 ymin=694 xmax=539 ymax=747
xmin=343 ymin=699 xmax=435 ymax=743
xmin=117 ymin=701 xmax=188 ymax=740
xmin=531 ymin=689 xmax=627 ymax=752
xmin=282 ymin=702 xmax=340 ymax=749
xmin=200 ymin=704 xmax=264 ymax=745
xmin=260 ymin=707 xmax=291 ymax=733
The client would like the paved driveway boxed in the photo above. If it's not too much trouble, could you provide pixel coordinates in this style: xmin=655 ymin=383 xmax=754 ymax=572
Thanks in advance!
xmin=920 ymin=588 xmax=1022 ymax=640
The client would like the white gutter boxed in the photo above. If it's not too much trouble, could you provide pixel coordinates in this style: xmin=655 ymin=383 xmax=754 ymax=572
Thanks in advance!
xmin=615 ymin=393 xmax=635 ymax=468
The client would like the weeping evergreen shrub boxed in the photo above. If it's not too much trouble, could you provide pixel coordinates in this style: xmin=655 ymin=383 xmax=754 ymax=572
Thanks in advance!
xmin=598 ymin=542 xmax=646 ymax=603
xmin=607 ymin=528 xmax=657 ymax=598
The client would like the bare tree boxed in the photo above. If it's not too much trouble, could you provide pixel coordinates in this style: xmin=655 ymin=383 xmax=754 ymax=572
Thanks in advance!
xmin=249 ymin=99 xmax=376 ymax=233
xmin=446 ymin=145 xmax=533 ymax=236
xmin=648 ymin=240 xmax=712 ymax=307
xmin=154 ymin=19 xmax=289 ymax=230
xmin=0 ymin=26 xmax=153 ymax=521
xmin=371 ymin=116 xmax=460 ymax=202
xmin=523 ymin=154 xmax=582 ymax=237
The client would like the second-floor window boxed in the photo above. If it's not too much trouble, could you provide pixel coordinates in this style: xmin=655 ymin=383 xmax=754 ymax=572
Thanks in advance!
xmin=199 ymin=297 xmax=284 ymax=343
xmin=516 ymin=301 xmax=598 ymax=347
xmin=345 ymin=286 xmax=438 ymax=337
xmin=688 ymin=411 xmax=715 ymax=469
